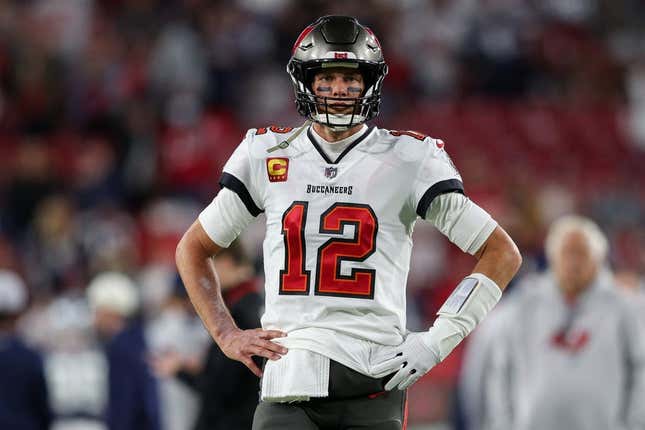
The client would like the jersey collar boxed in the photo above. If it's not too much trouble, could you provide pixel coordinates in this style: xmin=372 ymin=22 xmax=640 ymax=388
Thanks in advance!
xmin=307 ymin=125 xmax=375 ymax=164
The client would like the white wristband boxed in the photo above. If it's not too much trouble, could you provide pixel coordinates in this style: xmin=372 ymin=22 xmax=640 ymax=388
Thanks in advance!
xmin=424 ymin=273 xmax=502 ymax=361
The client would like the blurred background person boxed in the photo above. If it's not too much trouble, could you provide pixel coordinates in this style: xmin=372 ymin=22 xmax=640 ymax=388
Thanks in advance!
xmin=87 ymin=272 xmax=161 ymax=430
xmin=0 ymin=269 xmax=52 ymax=430
xmin=615 ymin=269 xmax=645 ymax=329
xmin=484 ymin=216 xmax=645 ymax=430
xmin=455 ymin=283 xmax=518 ymax=430
xmin=142 ymin=267 xmax=207 ymax=430
xmin=32 ymin=293 xmax=108 ymax=430
xmin=153 ymin=240 xmax=263 ymax=430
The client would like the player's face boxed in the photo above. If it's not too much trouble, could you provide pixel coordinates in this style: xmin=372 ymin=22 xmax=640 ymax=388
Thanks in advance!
xmin=553 ymin=231 xmax=599 ymax=297
xmin=312 ymin=68 xmax=365 ymax=114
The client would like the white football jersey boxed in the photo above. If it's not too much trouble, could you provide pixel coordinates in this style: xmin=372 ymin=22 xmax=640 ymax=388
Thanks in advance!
xmin=219 ymin=124 xmax=463 ymax=347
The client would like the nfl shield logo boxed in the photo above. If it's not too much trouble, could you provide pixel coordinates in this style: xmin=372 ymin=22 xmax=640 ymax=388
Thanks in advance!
xmin=324 ymin=167 xmax=337 ymax=179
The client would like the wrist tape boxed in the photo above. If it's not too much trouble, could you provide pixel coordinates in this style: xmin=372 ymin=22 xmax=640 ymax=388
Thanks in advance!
xmin=424 ymin=273 xmax=502 ymax=361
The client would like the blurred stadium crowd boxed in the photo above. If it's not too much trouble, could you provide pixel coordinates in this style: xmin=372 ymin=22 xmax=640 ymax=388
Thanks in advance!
xmin=1 ymin=0 xmax=644 ymax=429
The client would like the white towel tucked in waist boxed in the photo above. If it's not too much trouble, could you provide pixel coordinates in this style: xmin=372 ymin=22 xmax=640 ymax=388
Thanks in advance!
xmin=261 ymin=348 xmax=330 ymax=402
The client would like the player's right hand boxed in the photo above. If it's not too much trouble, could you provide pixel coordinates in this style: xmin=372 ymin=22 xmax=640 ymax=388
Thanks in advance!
xmin=218 ymin=328 xmax=288 ymax=377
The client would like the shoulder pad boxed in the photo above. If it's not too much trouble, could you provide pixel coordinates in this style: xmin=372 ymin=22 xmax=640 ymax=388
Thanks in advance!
xmin=376 ymin=128 xmax=438 ymax=162
xmin=254 ymin=125 xmax=296 ymax=136
xmin=388 ymin=129 xmax=429 ymax=141
xmin=246 ymin=125 xmax=302 ymax=158
xmin=386 ymin=129 xmax=446 ymax=150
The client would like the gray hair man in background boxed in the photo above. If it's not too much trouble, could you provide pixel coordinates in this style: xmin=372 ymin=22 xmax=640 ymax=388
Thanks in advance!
xmin=485 ymin=215 xmax=645 ymax=430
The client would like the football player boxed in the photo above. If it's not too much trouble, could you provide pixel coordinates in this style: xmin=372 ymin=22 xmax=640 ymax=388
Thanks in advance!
xmin=176 ymin=15 xmax=522 ymax=430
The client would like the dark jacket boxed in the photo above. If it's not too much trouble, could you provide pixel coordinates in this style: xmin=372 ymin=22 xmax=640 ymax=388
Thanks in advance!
xmin=0 ymin=334 xmax=52 ymax=430
xmin=105 ymin=321 xmax=161 ymax=430
xmin=178 ymin=281 xmax=263 ymax=430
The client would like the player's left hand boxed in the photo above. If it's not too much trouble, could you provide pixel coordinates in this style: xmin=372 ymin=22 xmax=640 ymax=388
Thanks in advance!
xmin=371 ymin=331 xmax=440 ymax=391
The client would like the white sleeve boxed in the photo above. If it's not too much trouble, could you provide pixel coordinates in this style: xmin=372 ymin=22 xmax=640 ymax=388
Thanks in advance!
xmin=425 ymin=192 xmax=497 ymax=255
xmin=198 ymin=188 xmax=255 ymax=248
xmin=219 ymin=129 xmax=264 ymax=216
xmin=412 ymin=138 xmax=464 ymax=218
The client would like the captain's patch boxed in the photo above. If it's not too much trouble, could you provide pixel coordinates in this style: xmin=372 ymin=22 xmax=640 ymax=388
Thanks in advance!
xmin=267 ymin=158 xmax=289 ymax=182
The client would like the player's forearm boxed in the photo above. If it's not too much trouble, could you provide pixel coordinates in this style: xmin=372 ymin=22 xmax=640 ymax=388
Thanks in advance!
xmin=175 ymin=225 xmax=238 ymax=343
xmin=375 ymin=228 xmax=521 ymax=390
xmin=472 ymin=226 xmax=522 ymax=290
xmin=386 ymin=226 xmax=521 ymax=385
xmin=427 ymin=227 xmax=520 ymax=361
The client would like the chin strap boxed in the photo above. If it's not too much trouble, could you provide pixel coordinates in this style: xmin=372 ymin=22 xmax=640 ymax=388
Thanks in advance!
xmin=311 ymin=113 xmax=367 ymax=131
xmin=266 ymin=119 xmax=312 ymax=153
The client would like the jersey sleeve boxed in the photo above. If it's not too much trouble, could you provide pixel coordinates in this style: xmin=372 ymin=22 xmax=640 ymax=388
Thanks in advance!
xmin=219 ymin=130 xmax=264 ymax=217
xmin=412 ymin=138 xmax=464 ymax=218
xmin=198 ymin=187 xmax=256 ymax=247
xmin=425 ymin=193 xmax=497 ymax=255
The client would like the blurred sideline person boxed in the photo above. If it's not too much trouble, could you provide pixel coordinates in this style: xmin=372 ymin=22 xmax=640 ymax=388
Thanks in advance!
xmin=153 ymin=240 xmax=263 ymax=430
xmin=143 ymin=270 xmax=207 ymax=430
xmin=615 ymin=270 xmax=645 ymax=329
xmin=177 ymin=15 xmax=521 ymax=429
xmin=456 ymin=289 xmax=515 ymax=430
xmin=87 ymin=272 xmax=162 ymax=430
xmin=485 ymin=215 xmax=645 ymax=430
xmin=0 ymin=270 xmax=52 ymax=430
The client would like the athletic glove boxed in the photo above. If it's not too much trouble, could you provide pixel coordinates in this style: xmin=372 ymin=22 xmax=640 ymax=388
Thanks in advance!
xmin=371 ymin=273 xmax=502 ymax=391
xmin=371 ymin=331 xmax=440 ymax=391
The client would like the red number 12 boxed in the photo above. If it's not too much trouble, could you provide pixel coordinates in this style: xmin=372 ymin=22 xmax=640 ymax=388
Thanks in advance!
xmin=279 ymin=201 xmax=378 ymax=299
